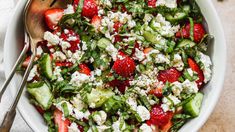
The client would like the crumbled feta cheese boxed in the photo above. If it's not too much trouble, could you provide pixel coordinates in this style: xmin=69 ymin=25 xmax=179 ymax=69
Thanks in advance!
xmin=155 ymin=53 xmax=170 ymax=64
xmin=68 ymin=122 xmax=80 ymax=132
xmin=161 ymin=97 xmax=172 ymax=112
xmin=172 ymin=54 xmax=184 ymax=71
xmin=68 ymin=50 xmax=84 ymax=63
xmin=82 ymin=41 xmax=88 ymax=51
xmin=64 ymin=29 xmax=69 ymax=34
xmin=71 ymin=94 xmax=85 ymax=111
xmin=130 ymin=74 xmax=157 ymax=88
xmin=171 ymin=81 xmax=183 ymax=96
xmin=143 ymin=14 xmax=154 ymax=23
xmin=93 ymin=111 xmax=107 ymax=125
xmin=182 ymin=79 xmax=198 ymax=94
xmin=197 ymin=52 xmax=212 ymax=83
xmin=64 ymin=4 xmax=75 ymax=14
xmin=70 ymin=71 xmax=90 ymax=87
xmin=27 ymin=65 xmax=38 ymax=81
xmin=105 ymin=44 xmax=118 ymax=61
xmin=96 ymin=125 xmax=110 ymax=132
xmin=100 ymin=0 xmax=112 ymax=8
xmin=133 ymin=48 xmax=145 ymax=61
xmin=53 ymin=51 xmax=67 ymax=61
xmin=137 ymin=106 xmax=150 ymax=121
xmin=128 ymin=20 xmax=136 ymax=29
xmin=168 ymin=94 xmax=181 ymax=105
xmin=60 ymin=41 xmax=71 ymax=50
xmin=112 ymin=118 xmax=126 ymax=132
xmin=156 ymin=0 xmax=177 ymax=9
xmin=187 ymin=68 xmax=194 ymax=77
xmin=53 ymin=66 xmax=64 ymax=81
xmin=94 ymin=69 xmax=102 ymax=76
xmin=126 ymin=97 xmax=138 ymax=110
xmin=67 ymin=36 xmax=78 ymax=41
xmin=36 ymin=46 xmax=43 ymax=56
xmin=140 ymin=123 xmax=153 ymax=132
xmin=44 ymin=31 xmax=60 ymax=45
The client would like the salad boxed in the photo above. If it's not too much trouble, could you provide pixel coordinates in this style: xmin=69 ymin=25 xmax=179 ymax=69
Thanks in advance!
xmin=23 ymin=0 xmax=213 ymax=131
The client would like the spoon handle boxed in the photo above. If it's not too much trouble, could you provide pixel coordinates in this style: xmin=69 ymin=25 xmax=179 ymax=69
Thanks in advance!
xmin=0 ymin=51 xmax=36 ymax=132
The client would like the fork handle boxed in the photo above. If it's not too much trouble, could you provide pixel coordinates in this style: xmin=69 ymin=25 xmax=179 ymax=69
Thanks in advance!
xmin=0 ymin=109 xmax=16 ymax=132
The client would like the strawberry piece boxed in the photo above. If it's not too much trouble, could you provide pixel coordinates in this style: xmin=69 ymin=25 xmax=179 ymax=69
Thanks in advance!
xmin=74 ymin=0 xmax=98 ymax=18
xmin=22 ymin=56 xmax=31 ymax=68
xmin=60 ymin=29 xmax=80 ymax=53
xmin=157 ymin=68 xmax=181 ymax=83
xmin=149 ymin=87 xmax=163 ymax=98
xmin=112 ymin=4 xmax=127 ymax=13
xmin=79 ymin=64 xmax=91 ymax=75
xmin=112 ymin=52 xmax=136 ymax=77
xmin=35 ymin=106 xmax=45 ymax=115
xmin=54 ymin=109 xmax=70 ymax=132
xmin=44 ymin=8 xmax=64 ymax=30
xmin=91 ymin=15 xmax=101 ymax=30
xmin=148 ymin=0 xmax=157 ymax=8
xmin=161 ymin=121 xmax=173 ymax=132
xmin=176 ymin=23 xmax=205 ymax=43
xmin=55 ymin=62 xmax=73 ymax=67
xmin=109 ymin=79 xmax=130 ymax=93
xmin=148 ymin=105 xmax=173 ymax=128
xmin=113 ymin=22 xmax=122 ymax=33
xmin=114 ymin=35 xmax=122 ymax=43
xmin=188 ymin=58 xmax=204 ymax=87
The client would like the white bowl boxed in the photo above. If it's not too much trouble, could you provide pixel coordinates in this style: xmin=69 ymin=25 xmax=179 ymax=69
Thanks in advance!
xmin=3 ymin=0 xmax=226 ymax=131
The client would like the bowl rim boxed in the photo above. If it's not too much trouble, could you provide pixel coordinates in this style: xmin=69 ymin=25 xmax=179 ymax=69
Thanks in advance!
xmin=3 ymin=0 xmax=226 ymax=131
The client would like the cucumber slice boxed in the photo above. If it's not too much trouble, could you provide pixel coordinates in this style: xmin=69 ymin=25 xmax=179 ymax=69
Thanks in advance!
xmin=39 ymin=53 xmax=53 ymax=79
xmin=165 ymin=12 xmax=187 ymax=23
xmin=177 ymin=39 xmax=196 ymax=48
xmin=182 ymin=5 xmax=190 ymax=13
xmin=97 ymin=38 xmax=112 ymax=49
xmin=27 ymin=82 xmax=53 ymax=110
xmin=143 ymin=31 xmax=160 ymax=44
xmin=183 ymin=92 xmax=204 ymax=117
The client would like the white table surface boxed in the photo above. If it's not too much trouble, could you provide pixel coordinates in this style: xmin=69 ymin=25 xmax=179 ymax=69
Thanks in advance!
xmin=0 ymin=0 xmax=234 ymax=132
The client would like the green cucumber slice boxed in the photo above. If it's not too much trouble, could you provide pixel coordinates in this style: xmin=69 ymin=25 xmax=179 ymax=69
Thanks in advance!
xmin=177 ymin=39 xmax=196 ymax=48
xmin=143 ymin=31 xmax=160 ymax=44
xmin=183 ymin=92 xmax=204 ymax=117
xmin=97 ymin=38 xmax=111 ymax=49
xmin=165 ymin=12 xmax=187 ymax=23
xmin=182 ymin=5 xmax=190 ymax=13
xmin=39 ymin=53 xmax=53 ymax=79
xmin=27 ymin=82 xmax=53 ymax=110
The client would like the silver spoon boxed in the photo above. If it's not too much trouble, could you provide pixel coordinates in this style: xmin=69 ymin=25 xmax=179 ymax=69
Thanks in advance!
xmin=0 ymin=0 xmax=69 ymax=131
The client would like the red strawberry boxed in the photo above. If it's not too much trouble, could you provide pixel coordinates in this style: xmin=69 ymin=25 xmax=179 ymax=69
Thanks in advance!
xmin=109 ymin=79 xmax=130 ymax=93
xmin=114 ymin=35 xmax=122 ymax=43
xmin=188 ymin=58 xmax=204 ymax=87
xmin=35 ymin=106 xmax=45 ymax=115
xmin=176 ymin=23 xmax=205 ymax=43
xmin=55 ymin=62 xmax=73 ymax=67
xmin=60 ymin=29 xmax=80 ymax=53
xmin=54 ymin=109 xmax=70 ymax=132
xmin=148 ymin=105 xmax=173 ymax=128
xmin=22 ymin=56 xmax=31 ymax=68
xmin=149 ymin=87 xmax=163 ymax=98
xmin=148 ymin=0 xmax=157 ymax=8
xmin=157 ymin=68 xmax=181 ymax=83
xmin=44 ymin=8 xmax=64 ymax=30
xmin=74 ymin=0 xmax=98 ymax=18
xmin=113 ymin=22 xmax=122 ymax=33
xmin=112 ymin=52 xmax=136 ymax=77
xmin=79 ymin=64 xmax=91 ymax=75
xmin=112 ymin=4 xmax=127 ymax=12
xmin=91 ymin=15 xmax=101 ymax=30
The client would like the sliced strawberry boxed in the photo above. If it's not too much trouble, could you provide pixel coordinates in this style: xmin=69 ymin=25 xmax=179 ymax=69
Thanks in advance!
xmin=161 ymin=121 xmax=173 ymax=132
xmin=91 ymin=15 xmax=101 ymax=30
xmin=176 ymin=23 xmax=205 ymax=43
xmin=22 ymin=56 xmax=31 ymax=68
xmin=112 ymin=52 xmax=136 ymax=78
xmin=149 ymin=87 xmax=163 ymax=98
xmin=148 ymin=0 xmax=157 ymax=8
xmin=79 ymin=64 xmax=91 ymax=75
xmin=148 ymin=105 xmax=173 ymax=128
xmin=44 ymin=8 xmax=64 ymax=30
xmin=157 ymin=68 xmax=182 ymax=83
xmin=60 ymin=29 xmax=80 ymax=53
xmin=188 ymin=58 xmax=204 ymax=87
xmin=55 ymin=62 xmax=73 ymax=67
xmin=54 ymin=109 xmax=70 ymax=132
xmin=74 ymin=0 xmax=98 ymax=18
xmin=113 ymin=22 xmax=122 ymax=33
xmin=114 ymin=35 xmax=122 ymax=43
xmin=109 ymin=79 xmax=130 ymax=93
xmin=35 ymin=105 xmax=45 ymax=115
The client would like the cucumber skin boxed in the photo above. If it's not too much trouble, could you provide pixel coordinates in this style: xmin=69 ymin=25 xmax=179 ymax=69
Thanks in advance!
xmin=39 ymin=54 xmax=53 ymax=79
xmin=177 ymin=39 xmax=196 ymax=48
xmin=27 ymin=83 xmax=53 ymax=110
xmin=143 ymin=31 xmax=159 ymax=44
xmin=97 ymin=38 xmax=111 ymax=49
xmin=183 ymin=92 xmax=204 ymax=117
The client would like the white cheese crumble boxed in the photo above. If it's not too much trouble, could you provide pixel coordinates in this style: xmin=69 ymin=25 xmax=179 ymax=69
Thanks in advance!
xmin=156 ymin=0 xmax=177 ymax=9
xmin=168 ymin=94 xmax=181 ymax=105
xmin=182 ymin=79 xmax=198 ymax=94
xmin=94 ymin=69 xmax=102 ymax=76
xmin=133 ymin=48 xmax=145 ymax=61
xmin=140 ymin=123 xmax=153 ymax=132
xmin=68 ymin=50 xmax=84 ymax=64
xmin=27 ymin=65 xmax=38 ymax=81
xmin=53 ymin=51 xmax=67 ymax=61
xmin=137 ymin=106 xmax=150 ymax=121
xmin=197 ymin=52 xmax=212 ymax=83
xmin=53 ymin=66 xmax=64 ymax=81
xmin=143 ymin=14 xmax=154 ymax=23
xmin=36 ymin=46 xmax=43 ymax=56
xmin=130 ymin=74 xmax=157 ymax=88
xmin=105 ymin=44 xmax=118 ymax=61
xmin=172 ymin=54 xmax=184 ymax=71
xmin=71 ymin=94 xmax=86 ymax=111
xmin=93 ymin=111 xmax=107 ymax=125
xmin=161 ymin=97 xmax=172 ymax=112
xmin=70 ymin=71 xmax=90 ymax=87
xmin=43 ymin=31 xmax=60 ymax=45
xmin=112 ymin=118 xmax=126 ymax=132
xmin=171 ymin=81 xmax=183 ymax=96
xmin=155 ymin=53 xmax=170 ymax=64
xmin=73 ymin=109 xmax=90 ymax=120
xmin=96 ymin=125 xmax=110 ymax=132
xmin=126 ymin=96 xmax=138 ymax=110
xmin=68 ymin=122 xmax=80 ymax=132
xmin=64 ymin=4 xmax=75 ymax=15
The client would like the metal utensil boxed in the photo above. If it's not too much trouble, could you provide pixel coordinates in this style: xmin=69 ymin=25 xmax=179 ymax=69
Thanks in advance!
xmin=0 ymin=0 xmax=69 ymax=131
